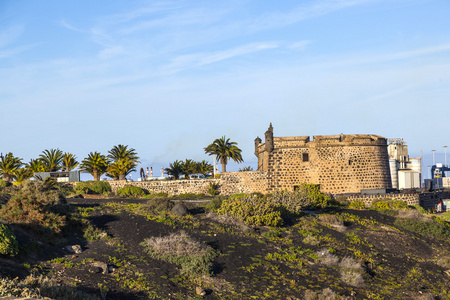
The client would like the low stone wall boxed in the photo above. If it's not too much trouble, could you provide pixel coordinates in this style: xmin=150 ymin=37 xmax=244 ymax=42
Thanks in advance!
xmin=347 ymin=193 xmax=420 ymax=207
xmin=347 ymin=190 xmax=450 ymax=210
xmin=104 ymin=171 xmax=270 ymax=196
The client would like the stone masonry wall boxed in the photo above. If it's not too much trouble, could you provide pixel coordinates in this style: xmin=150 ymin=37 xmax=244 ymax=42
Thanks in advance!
xmin=256 ymin=132 xmax=392 ymax=194
xmin=103 ymin=171 xmax=269 ymax=196
xmin=347 ymin=190 xmax=450 ymax=210
xmin=347 ymin=193 xmax=420 ymax=207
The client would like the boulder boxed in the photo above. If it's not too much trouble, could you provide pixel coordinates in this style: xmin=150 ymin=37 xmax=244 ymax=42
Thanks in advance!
xmin=66 ymin=245 xmax=82 ymax=254
xmin=171 ymin=203 xmax=189 ymax=216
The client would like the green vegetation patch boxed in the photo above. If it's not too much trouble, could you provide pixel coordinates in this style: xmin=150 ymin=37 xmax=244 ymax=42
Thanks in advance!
xmin=0 ymin=181 xmax=66 ymax=236
xmin=371 ymin=198 xmax=408 ymax=210
xmin=218 ymin=193 xmax=283 ymax=226
xmin=116 ymin=185 xmax=146 ymax=197
xmin=0 ymin=223 xmax=19 ymax=256
xmin=74 ymin=181 xmax=111 ymax=195
xmin=394 ymin=217 xmax=450 ymax=239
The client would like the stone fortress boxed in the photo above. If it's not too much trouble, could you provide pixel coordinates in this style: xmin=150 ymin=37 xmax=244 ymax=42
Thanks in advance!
xmin=103 ymin=124 xmax=448 ymax=210
xmin=254 ymin=124 xmax=392 ymax=194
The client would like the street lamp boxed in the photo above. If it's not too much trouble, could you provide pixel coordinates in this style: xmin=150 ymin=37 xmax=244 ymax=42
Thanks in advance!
xmin=444 ymin=146 xmax=448 ymax=166
xmin=427 ymin=165 xmax=431 ymax=179
xmin=431 ymin=149 xmax=436 ymax=166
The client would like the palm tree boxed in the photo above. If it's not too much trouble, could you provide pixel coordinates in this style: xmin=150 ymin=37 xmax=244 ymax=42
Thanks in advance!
xmin=80 ymin=152 xmax=108 ymax=181
xmin=107 ymin=145 xmax=139 ymax=180
xmin=0 ymin=152 xmax=23 ymax=182
xmin=26 ymin=159 xmax=45 ymax=173
xmin=196 ymin=160 xmax=213 ymax=177
xmin=14 ymin=168 xmax=33 ymax=184
xmin=39 ymin=148 xmax=63 ymax=172
xmin=180 ymin=159 xmax=197 ymax=179
xmin=164 ymin=160 xmax=183 ymax=179
xmin=62 ymin=152 xmax=79 ymax=171
xmin=106 ymin=160 xmax=135 ymax=180
xmin=204 ymin=136 xmax=243 ymax=173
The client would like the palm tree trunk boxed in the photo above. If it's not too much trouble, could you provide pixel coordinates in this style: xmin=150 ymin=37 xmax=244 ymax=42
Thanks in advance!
xmin=93 ymin=168 xmax=98 ymax=181
xmin=119 ymin=174 xmax=126 ymax=181
xmin=221 ymin=157 xmax=227 ymax=173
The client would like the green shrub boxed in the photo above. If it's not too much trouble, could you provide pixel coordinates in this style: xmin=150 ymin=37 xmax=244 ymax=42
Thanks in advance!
xmin=0 ymin=224 xmax=19 ymax=256
xmin=205 ymin=195 xmax=225 ymax=212
xmin=269 ymin=183 xmax=331 ymax=214
xmin=207 ymin=182 xmax=219 ymax=195
xmin=136 ymin=198 xmax=175 ymax=215
xmin=410 ymin=205 xmax=428 ymax=215
xmin=0 ymin=180 xmax=11 ymax=188
xmin=143 ymin=192 xmax=169 ymax=199
xmin=217 ymin=193 xmax=283 ymax=226
xmin=74 ymin=181 xmax=111 ymax=195
xmin=349 ymin=200 xmax=366 ymax=209
xmin=372 ymin=198 xmax=408 ymax=210
xmin=0 ymin=181 xmax=66 ymax=236
xmin=394 ymin=218 xmax=450 ymax=239
xmin=116 ymin=185 xmax=146 ymax=197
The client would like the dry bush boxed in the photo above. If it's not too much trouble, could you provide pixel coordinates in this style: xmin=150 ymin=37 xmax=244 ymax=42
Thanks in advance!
xmin=340 ymin=268 xmax=365 ymax=287
xmin=436 ymin=256 xmax=450 ymax=268
xmin=339 ymin=256 xmax=361 ymax=269
xmin=0 ymin=274 xmax=99 ymax=299
xmin=303 ymin=235 xmax=320 ymax=245
xmin=339 ymin=256 xmax=364 ymax=287
xmin=143 ymin=231 xmax=209 ymax=257
xmin=304 ymin=288 xmax=341 ymax=300
xmin=142 ymin=231 xmax=217 ymax=277
xmin=318 ymin=214 xmax=344 ymax=226
xmin=397 ymin=209 xmax=430 ymax=221
xmin=316 ymin=249 xmax=339 ymax=266
xmin=205 ymin=212 xmax=244 ymax=226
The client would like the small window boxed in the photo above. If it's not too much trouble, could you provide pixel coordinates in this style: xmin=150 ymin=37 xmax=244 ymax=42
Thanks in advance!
xmin=302 ymin=153 xmax=309 ymax=162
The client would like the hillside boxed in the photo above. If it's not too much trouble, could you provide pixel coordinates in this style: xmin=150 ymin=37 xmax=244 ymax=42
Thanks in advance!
xmin=0 ymin=186 xmax=450 ymax=299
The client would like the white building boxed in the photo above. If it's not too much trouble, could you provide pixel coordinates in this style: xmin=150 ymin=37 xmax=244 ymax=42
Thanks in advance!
xmin=387 ymin=138 xmax=421 ymax=189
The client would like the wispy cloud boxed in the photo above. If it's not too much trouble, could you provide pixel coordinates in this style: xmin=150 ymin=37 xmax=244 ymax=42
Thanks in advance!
xmin=164 ymin=42 xmax=278 ymax=73
xmin=0 ymin=24 xmax=25 ymax=48
xmin=289 ymin=40 xmax=313 ymax=50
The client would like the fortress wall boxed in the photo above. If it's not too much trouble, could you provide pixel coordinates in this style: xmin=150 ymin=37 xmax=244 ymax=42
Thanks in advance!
xmin=265 ymin=142 xmax=391 ymax=194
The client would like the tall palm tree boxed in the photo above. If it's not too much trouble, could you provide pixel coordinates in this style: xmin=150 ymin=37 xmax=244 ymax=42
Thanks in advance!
xmin=80 ymin=152 xmax=108 ymax=181
xmin=26 ymin=159 xmax=45 ymax=173
xmin=106 ymin=160 xmax=135 ymax=180
xmin=39 ymin=148 xmax=63 ymax=172
xmin=204 ymin=136 xmax=243 ymax=173
xmin=0 ymin=152 xmax=23 ymax=182
xmin=164 ymin=160 xmax=183 ymax=180
xmin=62 ymin=152 xmax=79 ymax=171
xmin=195 ymin=160 xmax=213 ymax=177
xmin=107 ymin=145 xmax=139 ymax=180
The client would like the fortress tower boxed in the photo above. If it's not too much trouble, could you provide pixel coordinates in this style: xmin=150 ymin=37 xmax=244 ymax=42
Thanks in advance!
xmin=254 ymin=124 xmax=392 ymax=194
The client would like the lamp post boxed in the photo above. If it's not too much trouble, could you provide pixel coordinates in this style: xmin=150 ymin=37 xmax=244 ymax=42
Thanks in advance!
xmin=427 ymin=165 xmax=431 ymax=179
xmin=444 ymin=146 xmax=448 ymax=177
xmin=432 ymin=149 xmax=436 ymax=166
xmin=444 ymin=146 xmax=448 ymax=166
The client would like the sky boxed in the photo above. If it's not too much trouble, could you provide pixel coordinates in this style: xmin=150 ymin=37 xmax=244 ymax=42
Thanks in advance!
xmin=1 ymin=0 xmax=449 ymax=180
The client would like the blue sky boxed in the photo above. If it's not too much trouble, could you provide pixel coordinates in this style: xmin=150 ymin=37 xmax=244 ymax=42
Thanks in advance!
xmin=1 ymin=0 xmax=449 ymax=179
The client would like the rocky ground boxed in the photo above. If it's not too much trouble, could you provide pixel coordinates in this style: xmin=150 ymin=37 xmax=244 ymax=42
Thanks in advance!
xmin=2 ymin=197 xmax=450 ymax=300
